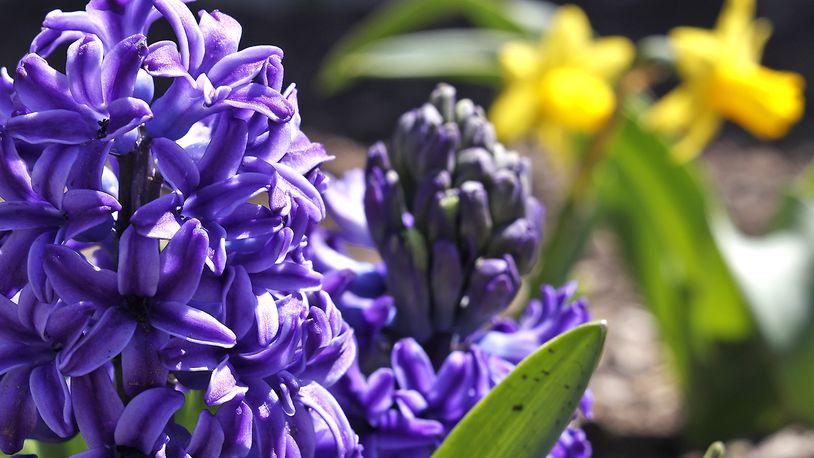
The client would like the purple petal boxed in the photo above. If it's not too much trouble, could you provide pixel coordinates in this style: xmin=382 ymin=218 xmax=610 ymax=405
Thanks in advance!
xmin=104 ymin=97 xmax=152 ymax=139
xmin=59 ymin=306 xmax=136 ymax=376
xmin=186 ymin=410 xmax=225 ymax=458
xmin=216 ymin=399 xmax=253 ymax=457
xmin=183 ymin=172 xmax=273 ymax=220
xmin=391 ymin=338 xmax=436 ymax=395
xmin=122 ymin=326 xmax=169 ymax=397
xmin=114 ymin=387 xmax=184 ymax=454
xmin=14 ymin=54 xmax=80 ymax=112
xmin=0 ymin=229 xmax=40 ymax=296
xmin=250 ymin=262 xmax=322 ymax=293
xmin=205 ymin=360 xmax=247 ymax=406
xmin=255 ymin=292 xmax=280 ymax=347
xmin=32 ymin=144 xmax=79 ymax=208
xmin=27 ymin=232 xmax=56 ymax=304
xmin=247 ymin=384 xmax=286 ymax=458
xmin=159 ymin=339 xmax=220 ymax=371
xmin=219 ymin=204 xmax=282 ymax=240
xmin=118 ymin=226 xmax=160 ymax=297
xmin=0 ymin=343 xmax=49 ymax=374
xmin=205 ymin=222 xmax=227 ymax=275
xmin=72 ymin=365 xmax=124 ymax=449
xmin=207 ymin=46 xmax=281 ymax=88
xmin=43 ymin=244 xmax=119 ymax=305
xmin=30 ymin=363 xmax=74 ymax=437
xmin=66 ymin=34 xmax=104 ymax=108
xmin=150 ymin=137 xmax=200 ymax=195
xmin=281 ymin=142 xmax=333 ymax=176
xmin=7 ymin=110 xmax=96 ymax=144
xmin=62 ymin=189 xmax=121 ymax=240
xmin=0 ymin=201 xmax=63 ymax=230
xmin=67 ymin=141 xmax=112 ymax=191
xmin=156 ymin=219 xmax=208 ymax=303
xmin=101 ymin=34 xmax=148 ymax=103
xmin=0 ymin=368 xmax=36 ymax=454
xmin=364 ymin=368 xmax=396 ymax=416
xmin=0 ymin=134 xmax=37 ymax=202
xmin=130 ymin=191 xmax=182 ymax=238
xmin=197 ymin=117 xmax=248 ymax=187
xmin=274 ymin=162 xmax=326 ymax=221
xmin=198 ymin=10 xmax=242 ymax=74
xmin=16 ymin=286 xmax=51 ymax=336
xmin=143 ymin=40 xmax=188 ymax=78
xmin=153 ymin=0 xmax=205 ymax=72
xmin=221 ymin=83 xmax=293 ymax=123
xmin=149 ymin=301 xmax=235 ymax=348
xmin=223 ymin=266 xmax=256 ymax=340
xmin=43 ymin=302 xmax=94 ymax=349
xmin=299 ymin=383 xmax=360 ymax=458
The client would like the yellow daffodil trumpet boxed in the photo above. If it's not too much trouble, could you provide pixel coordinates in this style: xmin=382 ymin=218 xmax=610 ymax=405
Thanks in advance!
xmin=647 ymin=0 xmax=805 ymax=161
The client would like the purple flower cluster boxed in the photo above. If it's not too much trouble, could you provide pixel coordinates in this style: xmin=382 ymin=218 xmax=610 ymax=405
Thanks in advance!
xmin=312 ymin=85 xmax=592 ymax=457
xmin=0 ymin=1 xmax=360 ymax=456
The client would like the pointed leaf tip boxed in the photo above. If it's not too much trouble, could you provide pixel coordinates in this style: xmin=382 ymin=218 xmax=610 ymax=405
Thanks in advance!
xmin=433 ymin=321 xmax=607 ymax=458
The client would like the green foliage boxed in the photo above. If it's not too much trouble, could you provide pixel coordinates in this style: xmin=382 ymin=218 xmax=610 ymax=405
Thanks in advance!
xmin=703 ymin=441 xmax=726 ymax=458
xmin=433 ymin=322 xmax=606 ymax=458
xmin=11 ymin=435 xmax=88 ymax=457
xmin=591 ymin=112 xmax=785 ymax=440
xmin=715 ymin=162 xmax=814 ymax=424
xmin=317 ymin=0 xmax=552 ymax=93
xmin=320 ymin=29 xmax=514 ymax=90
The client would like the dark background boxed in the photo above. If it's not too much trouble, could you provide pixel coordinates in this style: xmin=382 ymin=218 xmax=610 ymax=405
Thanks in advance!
xmin=1 ymin=0 xmax=811 ymax=144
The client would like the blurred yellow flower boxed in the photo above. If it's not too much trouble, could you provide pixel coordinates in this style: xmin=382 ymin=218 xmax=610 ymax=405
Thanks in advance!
xmin=647 ymin=0 xmax=805 ymax=161
xmin=490 ymin=5 xmax=634 ymax=159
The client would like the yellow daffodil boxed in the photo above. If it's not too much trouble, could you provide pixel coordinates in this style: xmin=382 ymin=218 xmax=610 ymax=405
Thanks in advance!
xmin=490 ymin=5 xmax=634 ymax=160
xmin=647 ymin=0 xmax=805 ymax=161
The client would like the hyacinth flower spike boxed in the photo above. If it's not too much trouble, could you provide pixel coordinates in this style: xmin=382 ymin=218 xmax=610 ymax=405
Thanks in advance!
xmin=0 ymin=0 xmax=362 ymax=455
xmin=313 ymin=84 xmax=592 ymax=457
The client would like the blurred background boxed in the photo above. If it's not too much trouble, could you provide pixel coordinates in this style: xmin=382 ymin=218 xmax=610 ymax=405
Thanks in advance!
xmin=2 ymin=1 xmax=813 ymax=457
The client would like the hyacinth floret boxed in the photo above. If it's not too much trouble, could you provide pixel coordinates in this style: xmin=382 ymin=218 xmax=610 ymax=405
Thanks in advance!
xmin=0 ymin=0 xmax=361 ymax=456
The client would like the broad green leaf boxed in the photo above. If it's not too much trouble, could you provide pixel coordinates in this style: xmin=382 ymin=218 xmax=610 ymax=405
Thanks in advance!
xmin=433 ymin=321 xmax=606 ymax=458
xmin=326 ymin=30 xmax=515 ymax=87
xmin=594 ymin=112 xmax=783 ymax=440
xmin=317 ymin=0 xmax=534 ymax=94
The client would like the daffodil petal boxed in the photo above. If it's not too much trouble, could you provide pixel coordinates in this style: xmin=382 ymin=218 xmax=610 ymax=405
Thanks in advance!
xmin=670 ymin=27 xmax=721 ymax=77
xmin=585 ymin=37 xmax=635 ymax=80
xmin=673 ymin=109 xmax=722 ymax=162
xmin=489 ymin=81 xmax=538 ymax=144
xmin=542 ymin=5 xmax=593 ymax=64
xmin=499 ymin=42 xmax=538 ymax=81
xmin=646 ymin=85 xmax=697 ymax=135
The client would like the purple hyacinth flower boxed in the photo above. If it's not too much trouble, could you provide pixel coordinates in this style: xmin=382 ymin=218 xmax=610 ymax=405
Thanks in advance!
xmin=0 ymin=287 xmax=91 ymax=453
xmin=43 ymin=220 xmax=235 ymax=388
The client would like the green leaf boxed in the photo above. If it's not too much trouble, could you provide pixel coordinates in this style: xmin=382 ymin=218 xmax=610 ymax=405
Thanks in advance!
xmin=715 ymin=161 xmax=814 ymax=423
xmin=9 ymin=435 xmax=89 ymax=458
xmin=317 ymin=0 xmax=533 ymax=94
xmin=433 ymin=321 xmax=606 ymax=458
xmin=594 ymin=111 xmax=784 ymax=440
xmin=703 ymin=441 xmax=726 ymax=458
xmin=324 ymin=29 xmax=515 ymax=88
